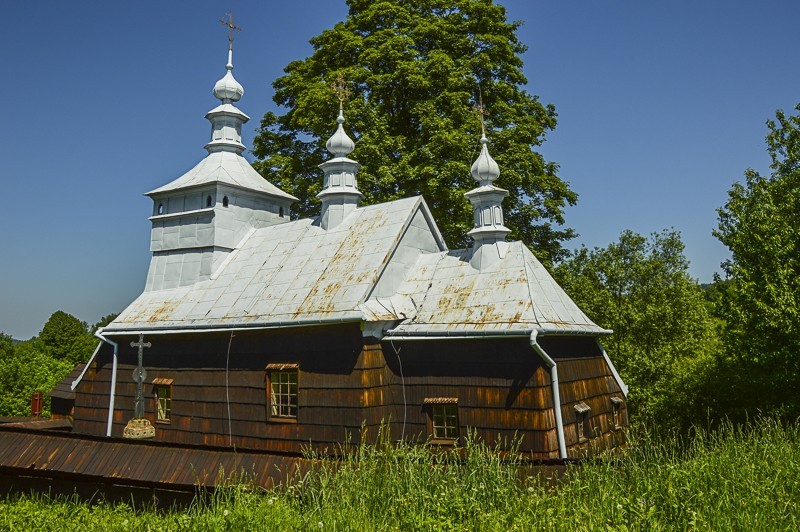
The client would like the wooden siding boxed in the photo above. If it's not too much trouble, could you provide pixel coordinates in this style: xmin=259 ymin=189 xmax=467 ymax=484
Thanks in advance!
xmin=374 ymin=337 xmax=560 ymax=459
xmin=70 ymin=325 xmax=625 ymax=459
xmin=558 ymin=356 xmax=628 ymax=458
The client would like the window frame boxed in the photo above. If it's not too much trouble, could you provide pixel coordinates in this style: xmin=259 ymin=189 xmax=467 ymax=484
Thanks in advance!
xmin=423 ymin=398 xmax=459 ymax=444
xmin=152 ymin=378 xmax=173 ymax=424
xmin=266 ymin=363 xmax=299 ymax=423
xmin=574 ymin=402 xmax=591 ymax=443
xmin=610 ymin=396 xmax=624 ymax=430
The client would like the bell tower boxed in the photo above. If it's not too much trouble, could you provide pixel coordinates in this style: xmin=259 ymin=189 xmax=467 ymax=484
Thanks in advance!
xmin=143 ymin=17 xmax=297 ymax=291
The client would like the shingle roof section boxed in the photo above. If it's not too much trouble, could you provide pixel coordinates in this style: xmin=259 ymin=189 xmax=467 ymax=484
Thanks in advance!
xmin=146 ymin=151 xmax=297 ymax=202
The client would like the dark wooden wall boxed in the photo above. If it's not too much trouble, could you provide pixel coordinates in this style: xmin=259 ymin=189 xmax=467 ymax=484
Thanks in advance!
xmin=539 ymin=336 xmax=627 ymax=457
xmin=71 ymin=326 xmax=626 ymax=458
xmin=374 ymin=337 xmax=560 ymax=458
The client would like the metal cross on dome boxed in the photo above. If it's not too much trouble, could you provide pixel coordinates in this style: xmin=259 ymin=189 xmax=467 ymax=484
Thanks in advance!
xmin=220 ymin=12 xmax=242 ymax=44
xmin=472 ymin=89 xmax=489 ymax=138
xmin=331 ymin=75 xmax=351 ymax=112
xmin=130 ymin=334 xmax=151 ymax=419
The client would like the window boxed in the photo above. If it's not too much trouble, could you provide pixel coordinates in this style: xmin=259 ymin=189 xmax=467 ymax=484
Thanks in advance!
xmin=279 ymin=207 xmax=284 ymax=218
xmin=574 ymin=402 xmax=591 ymax=442
xmin=222 ymin=196 xmax=229 ymax=207
xmin=157 ymin=203 xmax=164 ymax=215
xmin=267 ymin=363 xmax=298 ymax=421
xmin=424 ymin=398 xmax=459 ymax=441
xmin=611 ymin=396 xmax=624 ymax=429
xmin=153 ymin=378 xmax=173 ymax=423
xmin=206 ymin=195 xmax=212 ymax=207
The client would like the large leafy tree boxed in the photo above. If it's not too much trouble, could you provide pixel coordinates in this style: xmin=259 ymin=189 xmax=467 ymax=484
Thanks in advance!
xmin=556 ymin=230 xmax=721 ymax=431
xmin=253 ymin=0 xmax=577 ymax=263
xmin=714 ymin=104 xmax=800 ymax=415
xmin=38 ymin=310 xmax=96 ymax=365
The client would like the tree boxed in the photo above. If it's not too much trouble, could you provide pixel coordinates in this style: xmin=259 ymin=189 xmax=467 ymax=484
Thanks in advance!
xmin=253 ymin=0 xmax=577 ymax=264
xmin=556 ymin=230 xmax=721 ymax=431
xmin=38 ymin=310 xmax=96 ymax=365
xmin=714 ymin=103 xmax=800 ymax=416
xmin=0 ymin=340 xmax=73 ymax=417
xmin=91 ymin=313 xmax=119 ymax=334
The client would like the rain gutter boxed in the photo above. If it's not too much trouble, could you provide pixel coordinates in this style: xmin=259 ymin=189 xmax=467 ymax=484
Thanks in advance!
xmin=71 ymin=342 xmax=102 ymax=391
xmin=597 ymin=339 xmax=628 ymax=397
xmin=100 ymin=315 xmax=363 ymax=336
xmin=93 ymin=330 xmax=119 ymax=438
xmin=529 ymin=330 xmax=568 ymax=459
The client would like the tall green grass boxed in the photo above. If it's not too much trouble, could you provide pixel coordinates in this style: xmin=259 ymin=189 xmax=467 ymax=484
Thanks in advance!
xmin=1 ymin=417 xmax=798 ymax=531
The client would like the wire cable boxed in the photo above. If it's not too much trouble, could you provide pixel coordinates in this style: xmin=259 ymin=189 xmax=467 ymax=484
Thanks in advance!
xmin=225 ymin=331 xmax=235 ymax=447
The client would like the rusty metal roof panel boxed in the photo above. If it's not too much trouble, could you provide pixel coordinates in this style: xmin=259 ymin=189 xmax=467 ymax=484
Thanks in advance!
xmin=107 ymin=197 xmax=427 ymax=332
xmin=388 ymin=242 xmax=607 ymax=336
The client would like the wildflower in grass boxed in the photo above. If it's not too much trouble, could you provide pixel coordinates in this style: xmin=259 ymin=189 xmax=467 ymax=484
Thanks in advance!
xmin=318 ymin=521 xmax=324 ymax=528
xmin=268 ymin=498 xmax=275 ymax=505
xmin=223 ymin=509 xmax=229 ymax=517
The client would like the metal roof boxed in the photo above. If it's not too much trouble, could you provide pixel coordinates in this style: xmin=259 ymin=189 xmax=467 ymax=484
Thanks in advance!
xmin=107 ymin=196 xmax=432 ymax=332
xmin=386 ymin=241 xmax=608 ymax=336
xmin=145 ymin=150 xmax=297 ymax=202
xmin=108 ymin=195 xmax=605 ymax=336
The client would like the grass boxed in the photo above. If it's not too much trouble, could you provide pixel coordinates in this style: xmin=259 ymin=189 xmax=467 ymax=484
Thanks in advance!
xmin=1 ymin=417 xmax=798 ymax=531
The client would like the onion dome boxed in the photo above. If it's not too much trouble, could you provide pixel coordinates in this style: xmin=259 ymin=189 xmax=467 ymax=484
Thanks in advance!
xmin=318 ymin=108 xmax=362 ymax=230
xmin=326 ymin=110 xmax=355 ymax=157
xmin=470 ymin=133 xmax=500 ymax=185
xmin=213 ymin=47 xmax=244 ymax=103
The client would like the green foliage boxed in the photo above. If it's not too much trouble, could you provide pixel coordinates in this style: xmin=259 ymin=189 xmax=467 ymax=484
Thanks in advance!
xmin=0 ymin=339 xmax=74 ymax=417
xmin=38 ymin=310 xmax=96 ymax=365
xmin=253 ymin=0 xmax=577 ymax=263
xmin=90 ymin=313 xmax=119 ymax=334
xmin=714 ymin=103 xmax=800 ymax=416
xmin=556 ymin=229 xmax=721 ymax=431
xmin=1 ymin=418 xmax=798 ymax=530
xmin=0 ymin=311 xmax=98 ymax=417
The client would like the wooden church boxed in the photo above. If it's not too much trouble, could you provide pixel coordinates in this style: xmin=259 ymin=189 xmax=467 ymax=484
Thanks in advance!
xmin=0 ymin=35 xmax=627 ymax=493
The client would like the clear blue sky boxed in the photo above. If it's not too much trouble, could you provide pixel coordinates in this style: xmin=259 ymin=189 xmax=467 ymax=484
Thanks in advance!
xmin=1 ymin=1 xmax=798 ymax=340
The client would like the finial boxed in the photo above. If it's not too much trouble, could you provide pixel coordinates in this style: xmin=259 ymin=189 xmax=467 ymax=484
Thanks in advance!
xmin=470 ymin=92 xmax=500 ymax=185
xmin=472 ymin=88 xmax=488 ymax=140
xmin=331 ymin=74 xmax=351 ymax=115
xmin=213 ymin=13 xmax=244 ymax=103
xmin=325 ymin=75 xmax=355 ymax=156
xmin=220 ymin=12 xmax=242 ymax=45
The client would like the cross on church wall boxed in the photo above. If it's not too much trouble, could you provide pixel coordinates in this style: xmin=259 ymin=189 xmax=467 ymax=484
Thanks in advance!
xmin=130 ymin=334 xmax=151 ymax=419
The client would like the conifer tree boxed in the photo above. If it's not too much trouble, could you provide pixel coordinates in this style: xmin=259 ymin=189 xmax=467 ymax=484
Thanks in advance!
xmin=253 ymin=0 xmax=576 ymax=263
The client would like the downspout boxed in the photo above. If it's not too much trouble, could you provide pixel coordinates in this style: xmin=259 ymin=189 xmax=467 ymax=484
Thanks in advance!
xmin=530 ymin=330 xmax=567 ymax=459
xmin=94 ymin=330 xmax=118 ymax=438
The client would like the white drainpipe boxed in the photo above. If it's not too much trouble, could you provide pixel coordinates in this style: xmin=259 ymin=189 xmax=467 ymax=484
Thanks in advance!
xmin=529 ymin=330 xmax=567 ymax=459
xmin=94 ymin=330 xmax=118 ymax=437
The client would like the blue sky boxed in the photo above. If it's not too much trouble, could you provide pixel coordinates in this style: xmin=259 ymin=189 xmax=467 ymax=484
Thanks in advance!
xmin=1 ymin=1 xmax=798 ymax=340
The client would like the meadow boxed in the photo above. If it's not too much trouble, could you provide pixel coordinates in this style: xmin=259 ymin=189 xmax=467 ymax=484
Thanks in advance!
xmin=0 ymin=417 xmax=797 ymax=531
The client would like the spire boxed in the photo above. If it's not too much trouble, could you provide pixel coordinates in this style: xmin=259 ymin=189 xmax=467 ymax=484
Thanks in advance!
xmin=317 ymin=76 xmax=363 ymax=229
xmin=465 ymin=96 xmax=511 ymax=269
xmin=204 ymin=14 xmax=249 ymax=154
xmin=212 ymin=43 xmax=244 ymax=103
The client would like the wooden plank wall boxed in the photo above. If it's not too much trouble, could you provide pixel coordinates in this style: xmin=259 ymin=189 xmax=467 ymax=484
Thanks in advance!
xmin=73 ymin=325 xmax=369 ymax=453
xmin=538 ymin=336 xmax=627 ymax=458
xmin=71 ymin=326 xmax=625 ymax=459
xmin=373 ymin=337 xmax=560 ymax=459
